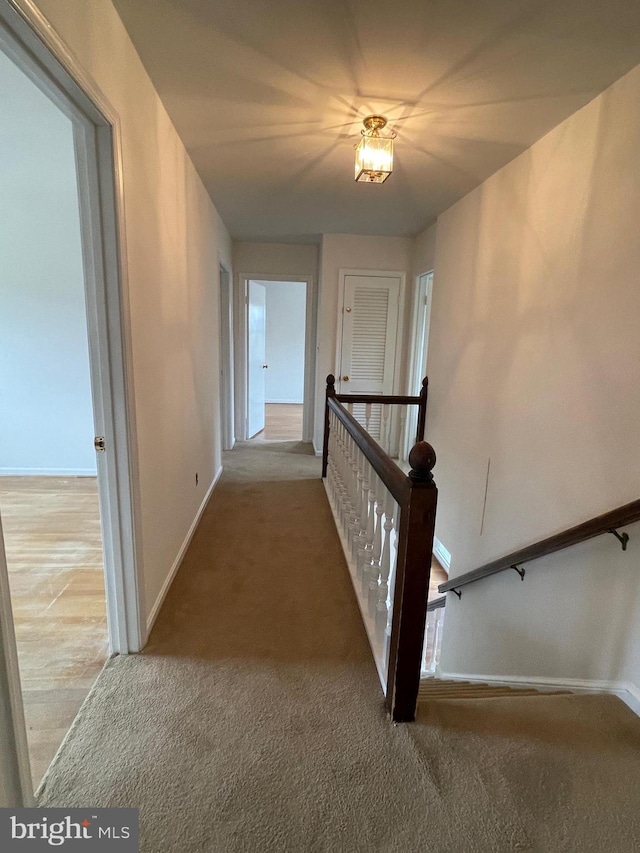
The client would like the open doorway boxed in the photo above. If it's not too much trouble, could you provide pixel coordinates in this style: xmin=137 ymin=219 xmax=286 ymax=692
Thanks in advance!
xmin=247 ymin=279 xmax=307 ymax=442
xmin=0 ymin=5 xmax=140 ymax=801
xmin=0 ymin=42 xmax=107 ymax=790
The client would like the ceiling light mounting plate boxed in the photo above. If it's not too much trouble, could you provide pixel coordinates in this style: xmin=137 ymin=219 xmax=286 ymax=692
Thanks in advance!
xmin=362 ymin=114 xmax=388 ymax=135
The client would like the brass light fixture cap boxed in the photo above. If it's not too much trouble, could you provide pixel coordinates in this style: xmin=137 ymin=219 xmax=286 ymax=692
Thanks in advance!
xmin=362 ymin=115 xmax=388 ymax=133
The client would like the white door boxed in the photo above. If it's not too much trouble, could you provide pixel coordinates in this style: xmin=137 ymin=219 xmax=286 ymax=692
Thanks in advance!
xmin=247 ymin=281 xmax=267 ymax=438
xmin=337 ymin=272 xmax=401 ymax=444
xmin=338 ymin=273 xmax=400 ymax=396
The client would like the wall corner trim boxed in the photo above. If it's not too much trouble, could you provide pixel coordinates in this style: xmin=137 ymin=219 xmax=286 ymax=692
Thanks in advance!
xmin=145 ymin=465 xmax=223 ymax=637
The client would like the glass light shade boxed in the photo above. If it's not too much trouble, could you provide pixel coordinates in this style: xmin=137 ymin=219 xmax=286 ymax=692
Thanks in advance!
xmin=355 ymin=134 xmax=393 ymax=183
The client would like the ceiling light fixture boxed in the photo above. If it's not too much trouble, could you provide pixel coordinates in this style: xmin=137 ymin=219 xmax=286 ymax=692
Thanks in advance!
xmin=354 ymin=115 xmax=396 ymax=184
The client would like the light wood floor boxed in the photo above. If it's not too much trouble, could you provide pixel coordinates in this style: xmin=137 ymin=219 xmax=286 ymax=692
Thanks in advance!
xmin=0 ymin=476 xmax=108 ymax=787
xmin=252 ymin=403 xmax=304 ymax=441
xmin=428 ymin=558 xmax=447 ymax=601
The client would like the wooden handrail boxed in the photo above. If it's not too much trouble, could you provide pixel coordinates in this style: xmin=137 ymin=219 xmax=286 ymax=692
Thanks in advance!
xmin=439 ymin=499 xmax=640 ymax=595
xmin=327 ymin=397 xmax=409 ymax=504
xmin=336 ymin=394 xmax=423 ymax=405
xmin=322 ymin=374 xmax=429 ymax=479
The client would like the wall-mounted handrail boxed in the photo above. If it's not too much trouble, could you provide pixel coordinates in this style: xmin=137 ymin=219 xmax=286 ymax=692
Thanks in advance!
xmin=322 ymin=375 xmax=437 ymax=722
xmin=427 ymin=595 xmax=447 ymax=612
xmin=439 ymin=499 xmax=640 ymax=595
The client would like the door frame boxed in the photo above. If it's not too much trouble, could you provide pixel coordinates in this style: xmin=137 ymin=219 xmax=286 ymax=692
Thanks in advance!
xmin=402 ymin=270 xmax=434 ymax=459
xmin=0 ymin=0 xmax=144 ymax=804
xmin=218 ymin=260 xmax=234 ymax=451
xmin=0 ymin=515 xmax=33 ymax=806
xmin=407 ymin=271 xmax=434 ymax=397
xmin=235 ymin=273 xmax=317 ymax=443
xmin=335 ymin=269 xmax=406 ymax=396
xmin=246 ymin=281 xmax=267 ymax=439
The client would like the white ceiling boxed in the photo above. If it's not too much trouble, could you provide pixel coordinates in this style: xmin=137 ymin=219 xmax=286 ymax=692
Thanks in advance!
xmin=112 ymin=0 xmax=640 ymax=241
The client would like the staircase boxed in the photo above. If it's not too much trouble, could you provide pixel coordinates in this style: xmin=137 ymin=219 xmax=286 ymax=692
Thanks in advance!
xmin=419 ymin=678 xmax=573 ymax=702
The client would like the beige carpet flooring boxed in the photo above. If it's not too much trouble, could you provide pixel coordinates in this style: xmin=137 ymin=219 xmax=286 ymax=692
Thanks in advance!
xmin=38 ymin=442 xmax=640 ymax=851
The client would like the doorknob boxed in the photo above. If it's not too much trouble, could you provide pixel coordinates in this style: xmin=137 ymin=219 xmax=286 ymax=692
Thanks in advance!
xmin=262 ymin=364 xmax=269 ymax=369
xmin=342 ymin=375 xmax=349 ymax=382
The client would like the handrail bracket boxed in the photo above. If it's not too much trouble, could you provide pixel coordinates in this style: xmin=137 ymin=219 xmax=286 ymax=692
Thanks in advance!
xmin=511 ymin=564 xmax=525 ymax=581
xmin=608 ymin=529 xmax=630 ymax=551
xmin=450 ymin=588 xmax=462 ymax=600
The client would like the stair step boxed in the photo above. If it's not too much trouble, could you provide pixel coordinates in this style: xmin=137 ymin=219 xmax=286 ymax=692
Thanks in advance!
xmin=418 ymin=678 xmax=574 ymax=702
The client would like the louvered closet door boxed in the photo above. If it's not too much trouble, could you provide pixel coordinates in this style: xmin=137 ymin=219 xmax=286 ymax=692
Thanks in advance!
xmin=339 ymin=274 xmax=400 ymax=437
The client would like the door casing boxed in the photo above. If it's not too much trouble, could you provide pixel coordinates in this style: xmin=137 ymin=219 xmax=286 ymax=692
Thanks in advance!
xmin=235 ymin=273 xmax=317 ymax=443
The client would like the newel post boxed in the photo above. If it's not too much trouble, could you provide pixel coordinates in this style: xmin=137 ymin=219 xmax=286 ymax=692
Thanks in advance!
xmin=322 ymin=374 xmax=336 ymax=478
xmin=386 ymin=440 xmax=437 ymax=722
xmin=415 ymin=376 xmax=429 ymax=443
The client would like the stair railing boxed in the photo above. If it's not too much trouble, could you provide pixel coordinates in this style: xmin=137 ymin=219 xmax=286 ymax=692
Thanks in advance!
xmin=439 ymin=500 xmax=640 ymax=598
xmin=321 ymin=374 xmax=437 ymax=722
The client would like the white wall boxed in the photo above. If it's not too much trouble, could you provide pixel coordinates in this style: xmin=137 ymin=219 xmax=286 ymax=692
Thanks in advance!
xmin=0 ymin=51 xmax=95 ymax=476
xmin=411 ymin=223 xmax=437 ymax=279
xmin=315 ymin=234 xmax=413 ymax=450
xmin=233 ymin=242 xmax=318 ymax=281
xmin=30 ymin=0 xmax=232 ymax=628
xmin=258 ymin=281 xmax=306 ymax=404
xmin=426 ymin=62 xmax=640 ymax=694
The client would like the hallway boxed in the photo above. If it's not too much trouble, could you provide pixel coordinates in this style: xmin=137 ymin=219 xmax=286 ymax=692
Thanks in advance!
xmin=37 ymin=443 xmax=640 ymax=852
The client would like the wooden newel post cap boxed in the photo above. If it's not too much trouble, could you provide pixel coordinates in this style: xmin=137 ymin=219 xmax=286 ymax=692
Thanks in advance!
xmin=326 ymin=374 xmax=336 ymax=394
xmin=408 ymin=441 xmax=436 ymax=482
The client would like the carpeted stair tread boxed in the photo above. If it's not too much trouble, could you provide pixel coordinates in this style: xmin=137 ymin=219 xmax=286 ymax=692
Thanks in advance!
xmin=419 ymin=678 xmax=574 ymax=702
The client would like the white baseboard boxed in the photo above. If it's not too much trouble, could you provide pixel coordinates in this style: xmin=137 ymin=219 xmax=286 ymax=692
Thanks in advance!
xmin=0 ymin=467 xmax=97 ymax=476
xmin=433 ymin=536 xmax=451 ymax=572
xmin=146 ymin=465 xmax=223 ymax=636
xmin=432 ymin=670 xmax=640 ymax=717
xmin=313 ymin=441 xmax=322 ymax=457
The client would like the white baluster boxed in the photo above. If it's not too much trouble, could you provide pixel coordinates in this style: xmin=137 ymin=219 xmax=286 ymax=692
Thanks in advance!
xmin=356 ymin=453 xmax=371 ymax=578
xmin=383 ymin=502 xmax=401 ymax=668
xmin=347 ymin=435 xmax=359 ymax=550
xmin=376 ymin=490 xmax=396 ymax=645
xmin=370 ymin=474 xmax=385 ymax=619
xmin=351 ymin=444 xmax=366 ymax=565
xmin=339 ymin=425 xmax=351 ymax=536
xmin=433 ymin=607 xmax=445 ymax=671
xmin=365 ymin=402 xmax=372 ymax=433
xmin=327 ymin=412 xmax=337 ymax=506
xmin=362 ymin=462 xmax=377 ymax=605
xmin=381 ymin=406 xmax=390 ymax=453
xmin=398 ymin=406 xmax=407 ymax=461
